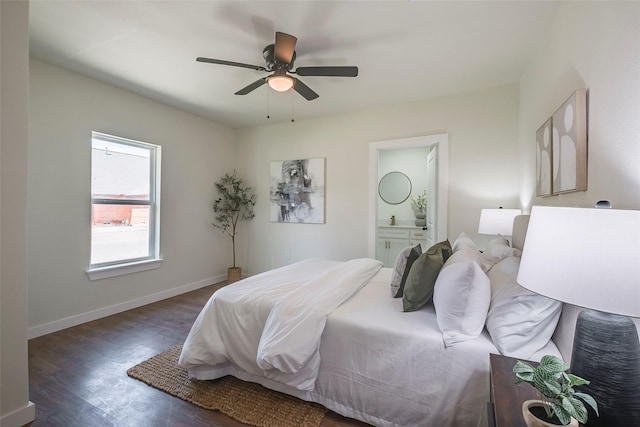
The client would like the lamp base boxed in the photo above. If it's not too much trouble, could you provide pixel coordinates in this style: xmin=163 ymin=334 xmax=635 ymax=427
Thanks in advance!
xmin=570 ymin=309 xmax=640 ymax=427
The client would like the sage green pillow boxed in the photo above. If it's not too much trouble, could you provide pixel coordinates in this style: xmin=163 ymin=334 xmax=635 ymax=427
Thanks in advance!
xmin=402 ymin=240 xmax=452 ymax=312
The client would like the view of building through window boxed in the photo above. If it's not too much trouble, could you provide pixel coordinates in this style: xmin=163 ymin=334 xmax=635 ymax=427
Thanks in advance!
xmin=91 ymin=133 xmax=159 ymax=266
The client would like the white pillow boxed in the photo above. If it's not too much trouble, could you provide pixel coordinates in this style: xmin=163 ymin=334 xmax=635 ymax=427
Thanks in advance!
xmin=433 ymin=259 xmax=491 ymax=347
xmin=451 ymin=232 xmax=477 ymax=252
xmin=486 ymin=235 xmax=522 ymax=261
xmin=446 ymin=247 xmax=496 ymax=273
xmin=486 ymin=256 xmax=562 ymax=359
xmin=487 ymin=255 xmax=520 ymax=295
xmin=450 ymin=232 xmax=499 ymax=271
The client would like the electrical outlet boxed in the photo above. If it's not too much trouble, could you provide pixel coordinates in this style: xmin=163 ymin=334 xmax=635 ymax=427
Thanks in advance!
xmin=284 ymin=251 xmax=291 ymax=261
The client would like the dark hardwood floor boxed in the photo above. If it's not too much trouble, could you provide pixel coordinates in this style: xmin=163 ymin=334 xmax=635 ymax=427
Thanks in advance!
xmin=28 ymin=282 xmax=370 ymax=427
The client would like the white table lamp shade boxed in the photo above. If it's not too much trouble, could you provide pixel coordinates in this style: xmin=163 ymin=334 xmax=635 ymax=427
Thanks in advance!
xmin=517 ymin=206 xmax=640 ymax=317
xmin=478 ymin=208 xmax=521 ymax=236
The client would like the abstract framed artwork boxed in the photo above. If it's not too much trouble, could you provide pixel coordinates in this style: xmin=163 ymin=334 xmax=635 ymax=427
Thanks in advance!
xmin=552 ymin=88 xmax=587 ymax=194
xmin=269 ymin=158 xmax=325 ymax=223
xmin=536 ymin=117 xmax=553 ymax=197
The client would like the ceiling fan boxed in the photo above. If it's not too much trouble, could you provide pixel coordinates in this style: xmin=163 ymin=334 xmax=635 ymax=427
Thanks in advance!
xmin=196 ymin=32 xmax=358 ymax=101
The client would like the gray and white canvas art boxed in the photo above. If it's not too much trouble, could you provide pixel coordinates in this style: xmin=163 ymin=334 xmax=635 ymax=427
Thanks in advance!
xmin=270 ymin=158 xmax=325 ymax=223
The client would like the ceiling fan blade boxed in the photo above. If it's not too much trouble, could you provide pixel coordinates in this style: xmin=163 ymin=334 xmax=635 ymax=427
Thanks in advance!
xmin=295 ymin=66 xmax=359 ymax=77
xmin=235 ymin=78 xmax=268 ymax=95
xmin=197 ymin=57 xmax=267 ymax=72
xmin=293 ymin=78 xmax=319 ymax=101
xmin=275 ymin=32 xmax=297 ymax=64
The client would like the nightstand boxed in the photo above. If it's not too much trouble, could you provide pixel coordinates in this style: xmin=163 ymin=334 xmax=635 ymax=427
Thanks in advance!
xmin=488 ymin=353 xmax=542 ymax=427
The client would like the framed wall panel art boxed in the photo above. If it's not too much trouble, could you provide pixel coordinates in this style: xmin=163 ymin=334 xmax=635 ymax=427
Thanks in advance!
xmin=552 ymin=89 xmax=587 ymax=194
xmin=536 ymin=117 xmax=553 ymax=197
xmin=269 ymin=158 xmax=325 ymax=223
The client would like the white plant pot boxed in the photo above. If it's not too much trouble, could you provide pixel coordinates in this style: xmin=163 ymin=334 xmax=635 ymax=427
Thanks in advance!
xmin=522 ymin=400 xmax=579 ymax=427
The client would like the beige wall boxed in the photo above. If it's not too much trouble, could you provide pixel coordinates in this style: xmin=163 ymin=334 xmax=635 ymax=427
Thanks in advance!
xmin=518 ymin=1 xmax=640 ymax=361
xmin=25 ymin=65 xmax=520 ymax=336
xmin=25 ymin=66 xmax=522 ymax=333
xmin=1 ymin=1 xmax=34 ymax=425
xmin=519 ymin=1 xmax=640 ymax=211
xmin=27 ymin=60 xmax=237 ymax=334
xmin=236 ymin=84 xmax=521 ymax=275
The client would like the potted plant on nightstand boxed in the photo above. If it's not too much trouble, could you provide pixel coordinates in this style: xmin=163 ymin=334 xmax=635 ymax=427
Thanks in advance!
xmin=213 ymin=170 xmax=256 ymax=283
xmin=513 ymin=355 xmax=598 ymax=427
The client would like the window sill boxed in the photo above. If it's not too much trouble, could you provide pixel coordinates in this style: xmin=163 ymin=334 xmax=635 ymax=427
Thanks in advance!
xmin=87 ymin=258 xmax=163 ymax=281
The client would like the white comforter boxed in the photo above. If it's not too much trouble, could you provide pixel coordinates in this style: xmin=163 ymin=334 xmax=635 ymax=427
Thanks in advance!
xmin=179 ymin=258 xmax=382 ymax=391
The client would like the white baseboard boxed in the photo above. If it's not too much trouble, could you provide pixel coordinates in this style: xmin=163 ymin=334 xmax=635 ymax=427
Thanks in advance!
xmin=0 ymin=401 xmax=35 ymax=427
xmin=27 ymin=275 xmax=224 ymax=339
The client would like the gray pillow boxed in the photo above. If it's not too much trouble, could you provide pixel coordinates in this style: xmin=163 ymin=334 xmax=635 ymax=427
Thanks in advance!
xmin=402 ymin=240 xmax=452 ymax=312
xmin=390 ymin=244 xmax=422 ymax=298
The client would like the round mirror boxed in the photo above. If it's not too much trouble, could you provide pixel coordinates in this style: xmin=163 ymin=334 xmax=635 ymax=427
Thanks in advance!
xmin=378 ymin=171 xmax=412 ymax=205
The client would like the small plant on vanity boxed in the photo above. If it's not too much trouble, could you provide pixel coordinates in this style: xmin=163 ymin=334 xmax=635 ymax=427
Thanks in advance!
xmin=513 ymin=355 xmax=598 ymax=426
xmin=411 ymin=190 xmax=427 ymax=214
xmin=411 ymin=190 xmax=427 ymax=227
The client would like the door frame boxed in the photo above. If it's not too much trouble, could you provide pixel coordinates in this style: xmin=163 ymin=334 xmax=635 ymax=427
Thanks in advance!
xmin=368 ymin=133 xmax=449 ymax=259
xmin=425 ymin=145 xmax=438 ymax=248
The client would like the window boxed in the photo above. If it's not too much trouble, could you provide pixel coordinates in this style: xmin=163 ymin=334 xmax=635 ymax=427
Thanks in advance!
xmin=88 ymin=132 xmax=161 ymax=279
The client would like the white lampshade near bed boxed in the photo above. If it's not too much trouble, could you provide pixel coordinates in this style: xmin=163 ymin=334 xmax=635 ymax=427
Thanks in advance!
xmin=478 ymin=208 xmax=521 ymax=236
xmin=517 ymin=205 xmax=640 ymax=426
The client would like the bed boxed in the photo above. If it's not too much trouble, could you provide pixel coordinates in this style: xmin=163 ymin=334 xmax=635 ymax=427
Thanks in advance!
xmin=179 ymin=216 xmax=566 ymax=427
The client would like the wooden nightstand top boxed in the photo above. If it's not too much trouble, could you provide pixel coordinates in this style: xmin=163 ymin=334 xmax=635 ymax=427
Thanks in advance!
xmin=490 ymin=353 xmax=542 ymax=427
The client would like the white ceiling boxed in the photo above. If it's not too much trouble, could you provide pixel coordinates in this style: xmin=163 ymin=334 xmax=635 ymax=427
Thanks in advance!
xmin=28 ymin=1 xmax=558 ymax=129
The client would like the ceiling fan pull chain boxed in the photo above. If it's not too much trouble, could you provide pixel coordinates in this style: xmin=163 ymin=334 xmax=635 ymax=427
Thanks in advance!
xmin=291 ymin=92 xmax=295 ymax=123
xmin=266 ymin=86 xmax=270 ymax=119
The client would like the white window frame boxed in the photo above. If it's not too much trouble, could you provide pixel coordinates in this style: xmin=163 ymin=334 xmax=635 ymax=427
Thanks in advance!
xmin=87 ymin=132 xmax=162 ymax=280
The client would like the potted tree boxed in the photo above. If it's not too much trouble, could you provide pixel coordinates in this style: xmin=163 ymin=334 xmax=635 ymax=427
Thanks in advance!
xmin=513 ymin=355 xmax=598 ymax=426
xmin=212 ymin=171 xmax=256 ymax=283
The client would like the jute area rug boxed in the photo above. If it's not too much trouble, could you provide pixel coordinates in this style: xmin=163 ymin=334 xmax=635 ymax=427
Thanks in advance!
xmin=127 ymin=344 xmax=327 ymax=427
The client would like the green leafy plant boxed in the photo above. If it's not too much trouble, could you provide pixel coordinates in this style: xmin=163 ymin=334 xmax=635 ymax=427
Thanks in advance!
xmin=213 ymin=171 xmax=256 ymax=268
xmin=513 ymin=355 xmax=599 ymax=425
xmin=411 ymin=190 xmax=427 ymax=213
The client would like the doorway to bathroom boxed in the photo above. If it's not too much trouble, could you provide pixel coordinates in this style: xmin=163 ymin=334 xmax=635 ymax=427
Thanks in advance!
xmin=368 ymin=134 xmax=449 ymax=263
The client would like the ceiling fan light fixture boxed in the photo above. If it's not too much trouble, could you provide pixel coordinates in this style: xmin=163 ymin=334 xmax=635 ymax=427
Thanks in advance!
xmin=267 ymin=75 xmax=294 ymax=92
xmin=196 ymin=31 xmax=356 ymax=100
